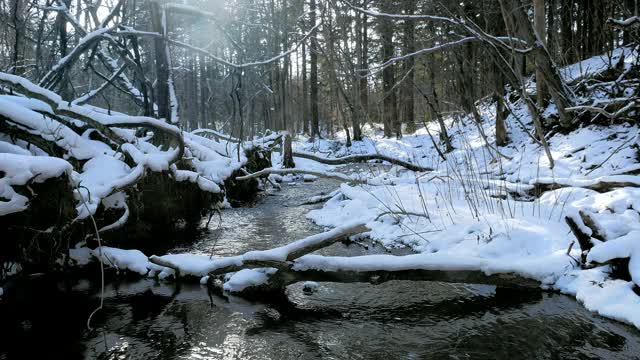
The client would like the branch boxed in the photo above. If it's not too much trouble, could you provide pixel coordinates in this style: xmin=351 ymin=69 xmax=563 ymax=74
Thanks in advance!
xmin=198 ymin=223 xmax=369 ymax=276
xmin=165 ymin=3 xmax=216 ymax=19
xmin=72 ymin=64 xmax=127 ymax=105
xmin=607 ymin=16 xmax=640 ymax=29
xmin=292 ymin=151 xmax=433 ymax=172
xmin=566 ymin=100 xmax=638 ymax=120
xmin=236 ymin=168 xmax=364 ymax=184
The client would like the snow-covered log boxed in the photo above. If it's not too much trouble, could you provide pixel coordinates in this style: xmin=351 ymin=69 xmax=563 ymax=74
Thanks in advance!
xmin=148 ymin=222 xmax=369 ymax=277
xmin=236 ymin=168 xmax=365 ymax=184
xmin=292 ymin=151 xmax=433 ymax=172
xmin=530 ymin=174 xmax=640 ymax=194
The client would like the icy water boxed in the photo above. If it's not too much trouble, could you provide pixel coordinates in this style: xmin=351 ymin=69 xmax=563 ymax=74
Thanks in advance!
xmin=2 ymin=173 xmax=640 ymax=359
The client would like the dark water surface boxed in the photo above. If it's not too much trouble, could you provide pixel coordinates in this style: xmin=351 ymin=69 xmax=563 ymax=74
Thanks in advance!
xmin=1 ymin=174 xmax=640 ymax=359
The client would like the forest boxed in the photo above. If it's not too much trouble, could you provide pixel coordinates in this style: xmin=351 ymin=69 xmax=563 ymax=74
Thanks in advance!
xmin=0 ymin=0 xmax=639 ymax=358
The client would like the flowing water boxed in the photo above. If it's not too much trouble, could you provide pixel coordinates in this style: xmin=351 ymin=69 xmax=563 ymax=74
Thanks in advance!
xmin=1 ymin=174 xmax=640 ymax=359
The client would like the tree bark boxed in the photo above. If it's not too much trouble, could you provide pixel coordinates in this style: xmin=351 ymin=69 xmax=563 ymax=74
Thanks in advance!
xmin=149 ymin=1 xmax=171 ymax=122
xmin=309 ymin=0 xmax=321 ymax=139
xmin=501 ymin=0 xmax=574 ymax=129
xmin=379 ymin=2 xmax=398 ymax=138
xmin=534 ymin=0 xmax=547 ymax=107
xmin=401 ymin=0 xmax=417 ymax=133
xmin=282 ymin=132 xmax=296 ymax=168
xmin=560 ymin=0 xmax=574 ymax=63
xmin=359 ymin=4 xmax=369 ymax=120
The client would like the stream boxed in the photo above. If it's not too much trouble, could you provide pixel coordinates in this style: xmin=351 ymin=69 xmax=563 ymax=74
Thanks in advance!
xmin=1 ymin=173 xmax=640 ymax=359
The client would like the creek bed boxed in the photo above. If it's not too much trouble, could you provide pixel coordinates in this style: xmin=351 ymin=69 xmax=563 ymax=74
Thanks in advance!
xmin=1 ymin=173 xmax=640 ymax=359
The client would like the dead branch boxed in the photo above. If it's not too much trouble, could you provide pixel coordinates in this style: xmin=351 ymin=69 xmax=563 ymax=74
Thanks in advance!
xmin=292 ymin=151 xmax=433 ymax=172
xmin=199 ymin=223 xmax=369 ymax=276
xmin=236 ymin=168 xmax=365 ymax=184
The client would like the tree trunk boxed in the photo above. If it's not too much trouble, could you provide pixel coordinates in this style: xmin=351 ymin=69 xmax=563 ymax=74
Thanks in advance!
xmin=547 ymin=0 xmax=556 ymax=57
xmin=352 ymin=9 xmax=364 ymax=141
xmin=302 ymin=41 xmax=309 ymax=135
xmin=199 ymin=56 xmax=209 ymax=129
xmin=502 ymin=0 xmax=574 ymax=129
xmin=401 ymin=0 xmax=417 ymax=134
xmin=359 ymin=4 xmax=369 ymax=120
xmin=9 ymin=0 xmax=25 ymax=75
xmin=534 ymin=0 xmax=547 ymax=107
xmin=560 ymin=0 xmax=575 ymax=64
xmin=149 ymin=1 xmax=171 ymax=122
xmin=379 ymin=2 xmax=397 ymax=138
xmin=426 ymin=57 xmax=453 ymax=153
xmin=282 ymin=132 xmax=295 ymax=168
xmin=309 ymin=0 xmax=321 ymax=139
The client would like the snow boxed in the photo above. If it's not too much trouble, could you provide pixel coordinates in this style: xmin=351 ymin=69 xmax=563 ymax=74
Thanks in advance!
xmin=91 ymin=246 xmax=149 ymax=275
xmin=149 ymin=253 xmax=220 ymax=279
xmin=0 ymin=153 xmax=72 ymax=215
xmin=556 ymin=268 xmax=640 ymax=328
xmin=561 ymin=46 xmax=638 ymax=83
xmin=222 ymin=268 xmax=277 ymax=292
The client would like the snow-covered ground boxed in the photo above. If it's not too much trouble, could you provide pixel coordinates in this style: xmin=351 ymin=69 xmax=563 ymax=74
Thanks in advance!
xmin=286 ymin=72 xmax=640 ymax=327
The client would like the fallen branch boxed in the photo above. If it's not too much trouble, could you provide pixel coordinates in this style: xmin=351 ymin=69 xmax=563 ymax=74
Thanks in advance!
xmin=148 ymin=256 xmax=181 ymax=278
xmin=292 ymin=151 xmax=433 ymax=172
xmin=236 ymin=168 xmax=366 ymax=184
xmin=299 ymin=190 xmax=342 ymax=205
xmin=567 ymin=100 xmax=638 ymax=120
xmin=530 ymin=174 xmax=640 ymax=194
xmin=201 ymin=223 xmax=368 ymax=276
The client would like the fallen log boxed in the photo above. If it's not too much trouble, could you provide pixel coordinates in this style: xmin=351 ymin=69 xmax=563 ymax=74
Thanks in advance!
xmin=529 ymin=174 xmax=640 ymax=194
xmin=236 ymin=168 xmax=366 ymax=184
xmin=194 ymin=223 xmax=543 ymax=297
xmin=205 ymin=223 xmax=369 ymax=276
xmin=292 ymin=151 xmax=433 ymax=172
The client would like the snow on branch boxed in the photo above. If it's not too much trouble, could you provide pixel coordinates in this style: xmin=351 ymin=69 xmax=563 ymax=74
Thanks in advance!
xmin=148 ymin=222 xmax=369 ymax=277
xmin=0 ymin=154 xmax=73 ymax=216
xmin=292 ymin=151 xmax=433 ymax=172
xmin=192 ymin=128 xmax=241 ymax=143
xmin=608 ymin=16 xmax=640 ymax=29
xmin=236 ymin=168 xmax=365 ymax=184
xmin=72 ymin=64 xmax=127 ymax=105
xmin=369 ymin=37 xmax=477 ymax=72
